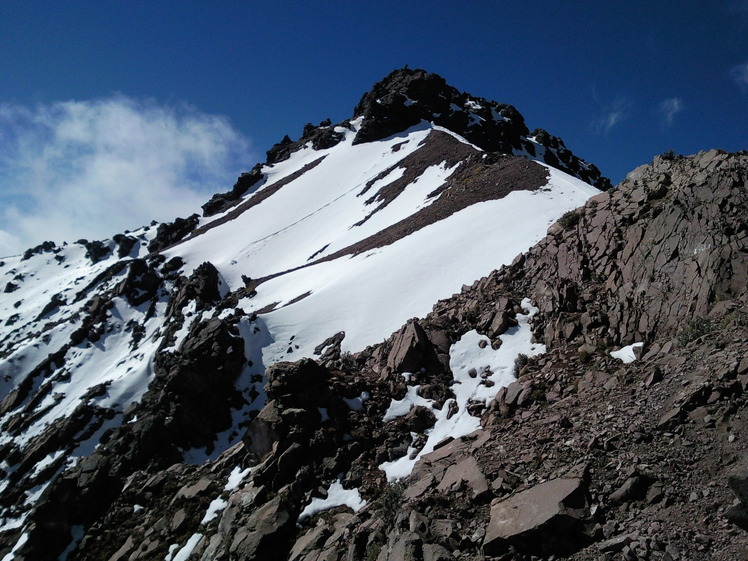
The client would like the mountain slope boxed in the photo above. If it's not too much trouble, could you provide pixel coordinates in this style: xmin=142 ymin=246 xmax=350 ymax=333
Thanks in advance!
xmin=34 ymin=148 xmax=746 ymax=561
xmin=0 ymin=68 xmax=607 ymax=560
xmin=6 ymin=71 xmax=745 ymax=561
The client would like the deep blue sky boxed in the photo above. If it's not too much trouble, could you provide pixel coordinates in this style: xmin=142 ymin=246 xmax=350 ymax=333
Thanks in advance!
xmin=0 ymin=1 xmax=747 ymax=253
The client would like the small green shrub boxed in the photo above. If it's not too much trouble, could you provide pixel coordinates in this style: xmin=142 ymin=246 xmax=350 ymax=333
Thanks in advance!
xmin=660 ymin=149 xmax=677 ymax=160
xmin=558 ymin=210 xmax=580 ymax=231
xmin=379 ymin=481 xmax=405 ymax=528
xmin=514 ymin=353 xmax=529 ymax=376
xmin=677 ymin=317 xmax=713 ymax=346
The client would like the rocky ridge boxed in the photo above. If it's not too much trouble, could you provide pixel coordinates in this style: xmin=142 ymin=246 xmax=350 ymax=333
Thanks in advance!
xmin=202 ymin=67 xmax=608 ymax=220
xmin=10 ymin=150 xmax=745 ymax=561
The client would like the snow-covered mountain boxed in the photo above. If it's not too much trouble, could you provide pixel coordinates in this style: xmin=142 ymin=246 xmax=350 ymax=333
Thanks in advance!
xmin=1 ymin=68 xmax=746 ymax=561
xmin=0 ymin=67 xmax=604 ymax=560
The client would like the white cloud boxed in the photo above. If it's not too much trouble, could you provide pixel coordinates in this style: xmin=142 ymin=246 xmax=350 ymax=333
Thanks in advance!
xmin=592 ymin=97 xmax=632 ymax=135
xmin=659 ymin=97 xmax=683 ymax=127
xmin=730 ymin=62 xmax=748 ymax=89
xmin=0 ymin=96 xmax=255 ymax=257
xmin=0 ymin=230 xmax=21 ymax=259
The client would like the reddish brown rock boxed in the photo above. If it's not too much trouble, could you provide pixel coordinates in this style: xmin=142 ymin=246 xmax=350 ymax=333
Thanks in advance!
xmin=483 ymin=477 xmax=590 ymax=556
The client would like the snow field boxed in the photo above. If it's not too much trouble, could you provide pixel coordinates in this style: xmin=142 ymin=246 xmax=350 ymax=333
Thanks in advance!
xmin=166 ymin=121 xmax=594 ymax=369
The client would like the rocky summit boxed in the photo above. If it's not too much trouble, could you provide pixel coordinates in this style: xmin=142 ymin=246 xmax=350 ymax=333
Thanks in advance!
xmin=0 ymin=69 xmax=746 ymax=561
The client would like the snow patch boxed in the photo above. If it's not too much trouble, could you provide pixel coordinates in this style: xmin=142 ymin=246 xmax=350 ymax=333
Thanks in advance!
xmin=297 ymin=479 xmax=366 ymax=522
xmin=343 ymin=391 xmax=370 ymax=411
xmin=610 ymin=342 xmax=644 ymax=363
xmin=166 ymin=533 xmax=203 ymax=561
xmin=380 ymin=299 xmax=545 ymax=481
xmin=200 ymin=498 xmax=228 ymax=524
xmin=1 ymin=532 xmax=28 ymax=561
xmin=224 ymin=465 xmax=252 ymax=491
xmin=382 ymin=385 xmax=432 ymax=422
xmin=58 ymin=525 xmax=84 ymax=561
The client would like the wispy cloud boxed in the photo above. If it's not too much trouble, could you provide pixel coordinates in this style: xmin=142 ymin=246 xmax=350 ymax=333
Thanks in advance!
xmin=659 ymin=97 xmax=683 ymax=127
xmin=730 ymin=61 xmax=748 ymax=89
xmin=0 ymin=96 xmax=254 ymax=257
xmin=591 ymin=97 xmax=632 ymax=135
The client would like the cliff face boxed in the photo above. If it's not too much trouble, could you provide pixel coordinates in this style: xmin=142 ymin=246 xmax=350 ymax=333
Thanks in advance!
xmin=525 ymin=149 xmax=747 ymax=347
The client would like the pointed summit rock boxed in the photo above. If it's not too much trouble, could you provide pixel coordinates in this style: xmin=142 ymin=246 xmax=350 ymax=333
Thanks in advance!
xmin=353 ymin=67 xmax=610 ymax=189
xmin=353 ymin=67 xmax=528 ymax=151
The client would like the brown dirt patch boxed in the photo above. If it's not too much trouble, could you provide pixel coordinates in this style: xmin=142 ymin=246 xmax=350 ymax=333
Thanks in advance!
xmin=355 ymin=131 xmax=477 ymax=224
xmin=323 ymin=148 xmax=549 ymax=261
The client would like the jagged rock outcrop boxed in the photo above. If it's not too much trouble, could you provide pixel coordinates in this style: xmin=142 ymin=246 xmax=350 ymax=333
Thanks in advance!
xmin=21 ymin=240 xmax=56 ymax=261
xmin=385 ymin=319 xmax=445 ymax=375
xmin=245 ymin=68 xmax=609 ymax=194
xmin=352 ymin=68 xmax=610 ymax=189
xmin=202 ymin=165 xmax=265 ymax=217
xmin=147 ymin=214 xmax=200 ymax=253
xmin=265 ymin=119 xmax=345 ymax=166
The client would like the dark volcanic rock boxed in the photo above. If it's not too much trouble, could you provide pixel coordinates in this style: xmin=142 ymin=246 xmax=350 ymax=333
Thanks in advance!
xmin=265 ymin=120 xmax=345 ymax=166
xmin=147 ymin=214 xmax=200 ymax=253
xmin=112 ymin=233 xmax=137 ymax=257
xmin=167 ymin=261 xmax=222 ymax=317
xmin=83 ymin=240 xmax=112 ymax=263
xmin=352 ymin=68 xmax=609 ymax=189
xmin=115 ymin=258 xmax=161 ymax=306
xmin=21 ymin=240 xmax=56 ymax=261
xmin=202 ymin=165 xmax=264 ymax=217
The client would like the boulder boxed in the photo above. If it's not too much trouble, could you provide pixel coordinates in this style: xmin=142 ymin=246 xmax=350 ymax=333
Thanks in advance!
xmin=435 ymin=456 xmax=488 ymax=499
xmin=727 ymin=461 xmax=748 ymax=531
xmin=422 ymin=543 xmax=452 ymax=561
xmin=387 ymin=320 xmax=443 ymax=375
xmin=483 ymin=477 xmax=590 ymax=556
xmin=229 ymin=494 xmax=295 ymax=559
xmin=112 ymin=233 xmax=137 ymax=257
xmin=244 ymin=399 xmax=283 ymax=462
xmin=264 ymin=359 xmax=330 ymax=407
